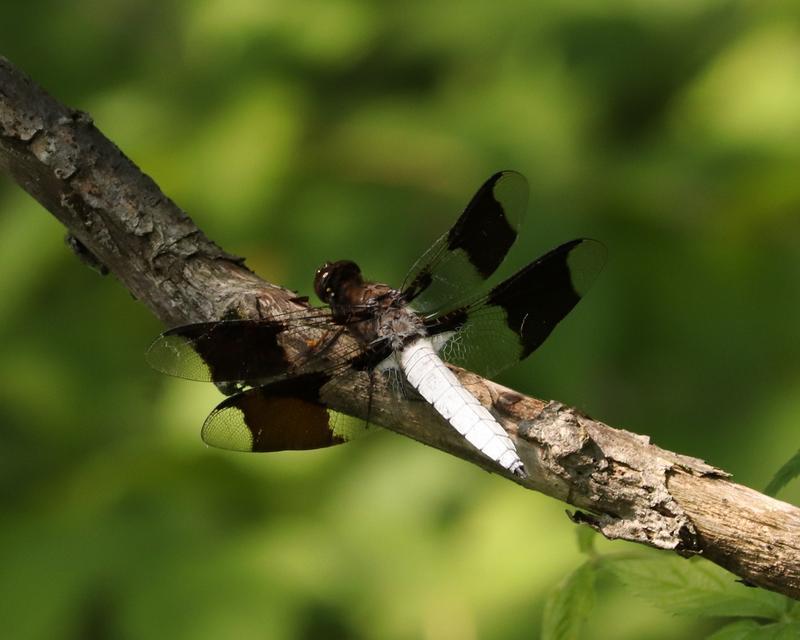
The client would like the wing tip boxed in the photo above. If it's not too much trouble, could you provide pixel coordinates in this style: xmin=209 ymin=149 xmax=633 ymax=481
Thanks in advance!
xmin=144 ymin=333 xmax=182 ymax=374
xmin=145 ymin=332 xmax=213 ymax=382
xmin=202 ymin=406 xmax=256 ymax=452
xmin=492 ymin=170 xmax=529 ymax=222
xmin=569 ymin=238 xmax=607 ymax=297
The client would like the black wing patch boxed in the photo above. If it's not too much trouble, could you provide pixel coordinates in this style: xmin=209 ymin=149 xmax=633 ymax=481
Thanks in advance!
xmin=401 ymin=171 xmax=528 ymax=314
xmin=147 ymin=319 xmax=291 ymax=384
xmin=447 ymin=173 xmax=519 ymax=278
xmin=201 ymin=372 xmax=369 ymax=452
xmin=427 ymin=239 xmax=606 ymax=378
xmin=146 ymin=308 xmax=353 ymax=384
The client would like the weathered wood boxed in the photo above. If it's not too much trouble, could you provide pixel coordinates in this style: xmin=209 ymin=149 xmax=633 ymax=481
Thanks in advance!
xmin=2 ymin=56 xmax=798 ymax=599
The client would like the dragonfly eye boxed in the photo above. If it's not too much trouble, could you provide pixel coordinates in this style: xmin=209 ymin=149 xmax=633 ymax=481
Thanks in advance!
xmin=314 ymin=260 xmax=362 ymax=304
xmin=314 ymin=265 xmax=332 ymax=302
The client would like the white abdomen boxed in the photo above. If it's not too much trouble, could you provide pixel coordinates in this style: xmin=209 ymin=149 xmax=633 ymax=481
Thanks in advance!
xmin=398 ymin=337 xmax=527 ymax=477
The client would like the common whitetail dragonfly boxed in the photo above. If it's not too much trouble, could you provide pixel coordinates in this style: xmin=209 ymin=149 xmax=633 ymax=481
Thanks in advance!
xmin=147 ymin=171 xmax=604 ymax=478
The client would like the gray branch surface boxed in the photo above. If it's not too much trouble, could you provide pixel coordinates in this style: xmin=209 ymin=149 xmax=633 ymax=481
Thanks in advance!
xmin=2 ymin=56 xmax=799 ymax=599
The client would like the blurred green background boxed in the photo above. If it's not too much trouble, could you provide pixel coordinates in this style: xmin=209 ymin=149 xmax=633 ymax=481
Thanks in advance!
xmin=2 ymin=1 xmax=800 ymax=638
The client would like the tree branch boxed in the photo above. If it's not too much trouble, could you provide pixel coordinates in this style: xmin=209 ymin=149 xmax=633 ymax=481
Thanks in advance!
xmin=2 ymin=56 xmax=798 ymax=599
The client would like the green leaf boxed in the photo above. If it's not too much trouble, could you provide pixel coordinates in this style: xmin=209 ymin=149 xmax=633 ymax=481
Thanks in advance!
xmin=541 ymin=561 xmax=596 ymax=640
xmin=764 ymin=450 xmax=800 ymax=497
xmin=707 ymin=620 xmax=762 ymax=640
xmin=607 ymin=556 xmax=788 ymax=620
xmin=709 ymin=622 xmax=800 ymax=640
xmin=774 ymin=623 xmax=800 ymax=639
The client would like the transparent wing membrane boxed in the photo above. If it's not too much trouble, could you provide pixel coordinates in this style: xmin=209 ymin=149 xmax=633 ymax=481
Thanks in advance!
xmin=431 ymin=239 xmax=606 ymax=377
xmin=438 ymin=306 xmax=526 ymax=379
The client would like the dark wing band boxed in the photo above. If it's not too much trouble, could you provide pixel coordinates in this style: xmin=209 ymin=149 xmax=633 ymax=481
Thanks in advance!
xmin=401 ymin=171 xmax=528 ymax=315
xmin=201 ymin=372 xmax=370 ymax=452
xmin=426 ymin=239 xmax=606 ymax=378
xmin=146 ymin=307 xmax=366 ymax=384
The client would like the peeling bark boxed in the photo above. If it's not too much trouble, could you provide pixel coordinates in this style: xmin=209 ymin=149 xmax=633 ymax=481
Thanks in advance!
xmin=2 ymin=56 xmax=799 ymax=599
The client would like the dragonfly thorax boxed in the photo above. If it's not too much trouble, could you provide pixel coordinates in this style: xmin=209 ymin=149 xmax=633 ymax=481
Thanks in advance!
xmin=376 ymin=305 xmax=426 ymax=350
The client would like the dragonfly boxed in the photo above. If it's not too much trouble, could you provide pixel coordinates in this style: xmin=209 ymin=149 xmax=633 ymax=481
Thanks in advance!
xmin=146 ymin=171 xmax=605 ymax=478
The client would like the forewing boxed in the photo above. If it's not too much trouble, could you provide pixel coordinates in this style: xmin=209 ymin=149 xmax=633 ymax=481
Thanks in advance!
xmin=146 ymin=308 xmax=345 ymax=384
xmin=430 ymin=239 xmax=606 ymax=378
xmin=201 ymin=371 xmax=371 ymax=452
xmin=401 ymin=171 xmax=528 ymax=314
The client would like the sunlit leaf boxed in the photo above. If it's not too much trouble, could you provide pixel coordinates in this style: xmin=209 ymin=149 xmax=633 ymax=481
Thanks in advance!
xmin=608 ymin=556 xmax=788 ymax=620
xmin=708 ymin=621 xmax=800 ymax=640
xmin=773 ymin=623 xmax=800 ymax=640
xmin=541 ymin=561 xmax=596 ymax=640
xmin=707 ymin=620 xmax=763 ymax=639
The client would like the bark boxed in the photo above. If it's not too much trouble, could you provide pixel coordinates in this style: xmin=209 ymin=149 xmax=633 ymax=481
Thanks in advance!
xmin=2 ymin=56 xmax=799 ymax=599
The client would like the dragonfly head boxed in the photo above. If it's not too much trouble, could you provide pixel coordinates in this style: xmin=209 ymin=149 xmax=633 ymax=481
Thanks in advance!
xmin=314 ymin=260 xmax=363 ymax=305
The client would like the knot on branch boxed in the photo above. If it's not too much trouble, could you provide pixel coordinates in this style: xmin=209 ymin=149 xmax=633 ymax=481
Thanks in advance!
xmin=521 ymin=401 xmax=701 ymax=551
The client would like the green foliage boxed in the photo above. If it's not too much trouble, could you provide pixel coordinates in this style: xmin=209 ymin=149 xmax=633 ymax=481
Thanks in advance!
xmin=707 ymin=621 xmax=800 ymax=640
xmin=542 ymin=561 xmax=596 ymax=640
xmin=608 ymin=556 xmax=788 ymax=620
xmin=2 ymin=0 xmax=800 ymax=638
xmin=541 ymin=543 xmax=798 ymax=640
xmin=765 ymin=450 xmax=800 ymax=497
